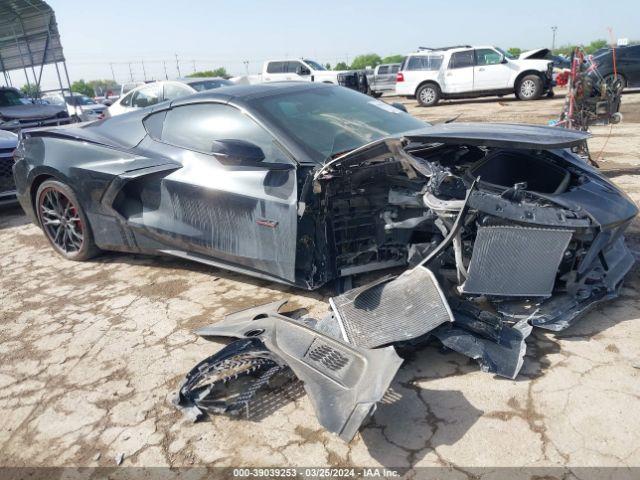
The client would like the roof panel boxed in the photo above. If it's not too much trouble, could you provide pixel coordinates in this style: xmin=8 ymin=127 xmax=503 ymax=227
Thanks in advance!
xmin=0 ymin=0 xmax=64 ymax=73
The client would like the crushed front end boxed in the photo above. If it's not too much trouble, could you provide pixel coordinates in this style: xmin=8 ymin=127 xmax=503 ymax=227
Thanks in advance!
xmin=176 ymin=124 xmax=637 ymax=441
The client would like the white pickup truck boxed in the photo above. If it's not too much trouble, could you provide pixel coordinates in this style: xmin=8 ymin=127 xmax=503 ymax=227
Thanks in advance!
xmin=233 ymin=59 xmax=347 ymax=85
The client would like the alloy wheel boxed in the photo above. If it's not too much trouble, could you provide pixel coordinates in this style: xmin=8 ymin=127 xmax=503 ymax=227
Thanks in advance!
xmin=520 ymin=79 xmax=537 ymax=99
xmin=420 ymin=87 xmax=435 ymax=104
xmin=39 ymin=187 xmax=84 ymax=253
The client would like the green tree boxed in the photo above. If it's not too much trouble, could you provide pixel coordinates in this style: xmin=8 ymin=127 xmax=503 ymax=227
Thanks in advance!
xmin=507 ymin=47 xmax=522 ymax=57
xmin=20 ymin=84 xmax=41 ymax=98
xmin=324 ymin=63 xmax=331 ymax=70
xmin=187 ymin=68 xmax=229 ymax=79
xmin=381 ymin=54 xmax=404 ymax=64
xmin=350 ymin=53 xmax=382 ymax=70
xmin=334 ymin=61 xmax=349 ymax=70
xmin=71 ymin=79 xmax=94 ymax=96
xmin=585 ymin=39 xmax=608 ymax=54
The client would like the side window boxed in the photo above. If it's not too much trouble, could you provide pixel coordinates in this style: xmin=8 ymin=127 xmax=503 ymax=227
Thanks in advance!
xmin=286 ymin=61 xmax=302 ymax=73
xmin=120 ymin=91 xmax=134 ymax=107
xmin=475 ymin=49 xmax=503 ymax=66
xmin=131 ymin=84 xmax=161 ymax=108
xmin=163 ymin=83 xmax=193 ymax=101
xmin=449 ymin=50 xmax=475 ymax=69
xmin=406 ymin=55 xmax=443 ymax=71
xmin=266 ymin=62 xmax=285 ymax=73
xmin=390 ymin=65 xmax=400 ymax=74
xmin=160 ymin=104 xmax=291 ymax=164
xmin=377 ymin=66 xmax=389 ymax=75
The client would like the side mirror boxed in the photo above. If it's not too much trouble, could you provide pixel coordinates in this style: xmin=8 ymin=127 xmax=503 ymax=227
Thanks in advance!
xmin=296 ymin=65 xmax=311 ymax=76
xmin=390 ymin=102 xmax=408 ymax=112
xmin=211 ymin=139 xmax=265 ymax=166
xmin=501 ymin=55 xmax=508 ymax=64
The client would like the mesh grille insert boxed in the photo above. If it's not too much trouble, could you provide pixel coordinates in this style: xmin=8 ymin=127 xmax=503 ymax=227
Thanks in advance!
xmin=462 ymin=225 xmax=573 ymax=297
xmin=330 ymin=266 xmax=453 ymax=348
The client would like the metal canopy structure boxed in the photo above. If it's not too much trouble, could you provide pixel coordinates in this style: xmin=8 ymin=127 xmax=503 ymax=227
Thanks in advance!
xmin=0 ymin=0 xmax=70 ymax=94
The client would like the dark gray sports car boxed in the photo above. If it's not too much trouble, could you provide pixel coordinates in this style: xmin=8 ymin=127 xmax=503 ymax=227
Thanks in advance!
xmin=13 ymin=82 xmax=638 ymax=440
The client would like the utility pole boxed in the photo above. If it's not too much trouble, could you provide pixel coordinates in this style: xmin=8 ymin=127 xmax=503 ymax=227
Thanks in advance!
xmin=141 ymin=60 xmax=147 ymax=81
xmin=192 ymin=60 xmax=196 ymax=73
xmin=551 ymin=26 xmax=558 ymax=50
xmin=109 ymin=63 xmax=116 ymax=83
xmin=128 ymin=62 xmax=133 ymax=82
xmin=175 ymin=54 xmax=181 ymax=77
xmin=243 ymin=60 xmax=249 ymax=75
xmin=163 ymin=60 xmax=168 ymax=80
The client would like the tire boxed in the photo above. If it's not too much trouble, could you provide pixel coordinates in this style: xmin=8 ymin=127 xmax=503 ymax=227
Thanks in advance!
xmin=35 ymin=179 xmax=100 ymax=261
xmin=416 ymin=83 xmax=440 ymax=107
xmin=516 ymin=75 xmax=543 ymax=100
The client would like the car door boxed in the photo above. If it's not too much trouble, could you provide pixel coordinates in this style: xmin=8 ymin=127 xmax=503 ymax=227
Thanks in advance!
xmin=443 ymin=50 xmax=475 ymax=93
xmin=376 ymin=65 xmax=394 ymax=90
xmin=136 ymin=103 xmax=299 ymax=283
xmin=285 ymin=61 xmax=311 ymax=81
xmin=473 ymin=48 xmax=512 ymax=90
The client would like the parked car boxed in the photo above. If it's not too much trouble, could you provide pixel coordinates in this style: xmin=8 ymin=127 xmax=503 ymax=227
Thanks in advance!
xmin=42 ymin=92 xmax=108 ymax=122
xmin=107 ymin=78 xmax=232 ymax=116
xmin=366 ymin=63 xmax=401 ymax=97
xmin=396 ymin=45 xmax=554 ymax=106
xmin=0 ymin=129 xmax=18 ymax=205
xmin=591 ymin=44 xmax=640 ymax=89
xmin=0 ymin=87 xmax=70 ymax=132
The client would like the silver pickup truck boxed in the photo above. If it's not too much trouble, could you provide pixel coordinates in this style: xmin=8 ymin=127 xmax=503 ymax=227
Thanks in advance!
xmin=366 ymin=63 xmax=401 ymax=97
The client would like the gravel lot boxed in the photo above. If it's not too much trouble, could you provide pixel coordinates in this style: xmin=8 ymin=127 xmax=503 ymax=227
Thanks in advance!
xmin=1 ymin=89 xmax=639 ymax=470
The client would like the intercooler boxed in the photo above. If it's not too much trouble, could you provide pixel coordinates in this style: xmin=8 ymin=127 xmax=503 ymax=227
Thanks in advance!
xmin=329 ymin=266 xmax=453 ymax=348
xmin=462 ymin=225 xmax=573 ymax=297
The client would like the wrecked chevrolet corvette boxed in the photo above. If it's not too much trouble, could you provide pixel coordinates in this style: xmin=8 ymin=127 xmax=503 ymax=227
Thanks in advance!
xmin=12 ymin=83 xmax=637 ymax=441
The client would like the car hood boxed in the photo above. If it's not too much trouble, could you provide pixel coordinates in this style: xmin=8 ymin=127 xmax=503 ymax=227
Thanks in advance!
xmin=519 ymin=48 xmax=551 ymax=59
xmin=403 ymin=123 xmax=589 ymax=149
xmin=0 ymin=129 xmax=18 ymax=148
xmin=0 ymin=103 xmax=66 ymax=120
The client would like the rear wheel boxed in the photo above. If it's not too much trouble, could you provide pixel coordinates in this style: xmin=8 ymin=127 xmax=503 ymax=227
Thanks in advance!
xmin=36 ymin=179 xmax=99 ymax=261
xmin=517 ymin=75 xmax=543 ymax=100
xmin=416 ymin=83 xmax=440 ymax=107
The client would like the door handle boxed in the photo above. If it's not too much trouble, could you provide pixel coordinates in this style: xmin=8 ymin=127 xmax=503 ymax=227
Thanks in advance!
xmin=446 ymin=73 xmax=453 ymax=76
xmin=478 ymin=68 xmax=485 ymax=72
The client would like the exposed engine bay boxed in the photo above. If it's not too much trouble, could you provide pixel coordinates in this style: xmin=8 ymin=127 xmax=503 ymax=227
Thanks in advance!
xmin=175 ymin=134 xmax=637 ymax=442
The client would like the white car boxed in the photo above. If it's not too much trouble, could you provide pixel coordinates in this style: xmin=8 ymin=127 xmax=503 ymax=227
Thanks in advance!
xmin=395 ymin=45 xmax=554 ymax=106
xmin=261 ymin=59 xmax=346 ymax=84
xmin=107 ymin=78 xmax=233 ymax=117
xmin=42 ymin=92 xmax=108 ymax=122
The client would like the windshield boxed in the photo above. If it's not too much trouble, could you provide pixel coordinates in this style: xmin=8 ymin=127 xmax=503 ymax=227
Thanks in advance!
xmin=496 ymin=47 xmax=516 ymax=60
xmin=66 ymin=95 xmax=96 ymax=106
xmin=0 ymin=89 xmax=25 ymax=107
xmin=248 ymin=86 xmax=428 ymax=163
xmin=303 ymin=59 xmax=326 ymax=71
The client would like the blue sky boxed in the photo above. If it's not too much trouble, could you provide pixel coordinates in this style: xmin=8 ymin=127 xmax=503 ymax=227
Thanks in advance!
xmin=26 ymin=0 xmax=640 ymax=87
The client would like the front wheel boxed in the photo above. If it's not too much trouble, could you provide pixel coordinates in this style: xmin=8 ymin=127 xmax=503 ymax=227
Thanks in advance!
xmin=416 ymin=83 xmax=440 ymax=107
xmin=516 ymin=75 xmax=543 ymax=100
xmin=36 ymin=179 xmax=100 ymax=261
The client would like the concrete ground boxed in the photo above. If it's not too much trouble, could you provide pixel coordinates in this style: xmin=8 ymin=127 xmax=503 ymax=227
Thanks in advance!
xmin=1 ymin=89 xmax=639 ymax=470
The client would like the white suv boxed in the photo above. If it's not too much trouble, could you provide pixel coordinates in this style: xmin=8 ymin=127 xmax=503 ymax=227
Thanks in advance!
xmin=395 ymin=45 xmax=554 ymax=106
